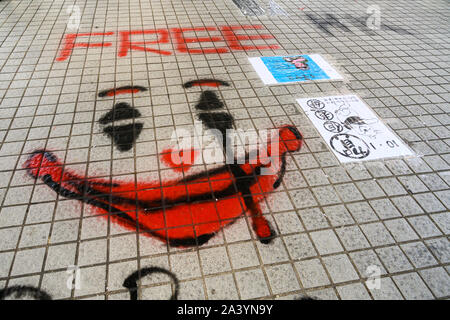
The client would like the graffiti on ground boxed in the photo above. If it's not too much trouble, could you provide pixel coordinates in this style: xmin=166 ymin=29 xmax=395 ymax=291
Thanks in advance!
xmin=305 ymin=13 xmax=412 ymax=36
xmin=25 ymin=125 xmax=302 ymax=247
xmin=55 ymin=25 xmax=279 ymax=61
xmin=232 ymin=0 xmax=288 ymax=17
xmin=0 ymin=286 xmax=52 ymax=300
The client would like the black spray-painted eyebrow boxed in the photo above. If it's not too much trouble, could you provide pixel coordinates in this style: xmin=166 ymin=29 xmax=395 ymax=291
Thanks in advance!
xmin=183 ymin=79 xmax=230 ymax=88
xmin=98 ymin=85 xmax=148 ymax=97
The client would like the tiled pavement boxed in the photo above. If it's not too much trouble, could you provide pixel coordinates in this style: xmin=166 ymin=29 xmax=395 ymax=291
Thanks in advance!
xmin=0 ymin=0 xmax=449 ymax=300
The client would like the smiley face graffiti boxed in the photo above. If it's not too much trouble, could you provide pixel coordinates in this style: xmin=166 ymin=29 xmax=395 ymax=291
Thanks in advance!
xmin=25 ymin=79 xmax=303 ymax=247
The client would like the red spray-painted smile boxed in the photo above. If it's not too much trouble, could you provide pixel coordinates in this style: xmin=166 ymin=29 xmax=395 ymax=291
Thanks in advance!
xmin=25 ymin=126 xmax=302 ymax=247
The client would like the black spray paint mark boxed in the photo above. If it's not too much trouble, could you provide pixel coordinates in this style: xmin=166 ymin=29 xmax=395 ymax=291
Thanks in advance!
xmin=123 ymin=267 xmax=179 ymax=300
xmin=103 ymin=123 xmax=143 ymax=152
xmin=232 ymin=0 xmax=265 ymax=16
xmin=185 ymin=79 xmax=278 ymax=244
xmin=98 ymin=85 xmax=147 ymax=97
xmin=198 ymin=112 xmax=234 ymax=134
xmin=305 ymin=13 xmax=350 ymax=36
xmin=305 ymin=13 xmax=413 ymax=36
xmin=295 ymin=295 xmax=318 ymax=300
xmin=195 ymin=91 xmax=224 ymax=110
xmin=99 ymin=102 xmax=141 ymax=124
xmin=97 ymin=86 xmax=148 ymax=152
xmin=183 ymin=79 xmax=234 ymax=135
xmin=183 ymin=79 xmax=230 ymax=88
xmin=0 ymin=286 xmax=52 ymax=300
xmin=198 ymin=111 xmax=234 ymax=159
xmin=99 ymin=102 xmax=143 ymax=152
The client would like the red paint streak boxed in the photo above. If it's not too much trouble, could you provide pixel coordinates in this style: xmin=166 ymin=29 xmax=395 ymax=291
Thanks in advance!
xmin=25 ymin=126 xmax=302 ymax=246
xmin=56 ymin=32 xmax=114 ymax=62
xmin=55 ymin=26 xmax=279 ymax=61
xmin=118 ymin=29 xmax=172 ymax=57
xmin=183 ymin=79 xmax=230 ymax=88
xmin=192 ymin=82 xmax=220 ymax=87
xmin=98 ymin=86 xmax=147 ymax=97
xmin=106 ymin=88 xmax=139 ymax=96
xmin=161 ymin=148 xmax=198 ymax=172
xmin=172 ymin=27 xmax=228 ymax=54
xmin=221 ymin=25 xmax=279 ymax=51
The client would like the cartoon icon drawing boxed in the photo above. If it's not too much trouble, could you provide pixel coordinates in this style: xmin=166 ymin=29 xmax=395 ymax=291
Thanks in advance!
xmin=335 ymin=104 xmax=379 ymax=138
xmin=283 ymin=56 xmax=309 ymax=70
xmin=315 ymin=110 xmax=334 ymax=121
xmin=307 ymin=99 xmax=325 ymax=110
xmin=323 ymin=120 xmax=343 ymax=133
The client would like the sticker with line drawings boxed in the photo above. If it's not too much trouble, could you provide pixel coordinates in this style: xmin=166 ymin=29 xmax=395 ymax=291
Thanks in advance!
xmin=297 ymin=95 xmax=414 ymax=163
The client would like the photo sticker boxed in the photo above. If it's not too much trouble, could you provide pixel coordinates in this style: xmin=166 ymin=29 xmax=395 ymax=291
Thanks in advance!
xmin=249 ymin=54 xmax=343 ymax=85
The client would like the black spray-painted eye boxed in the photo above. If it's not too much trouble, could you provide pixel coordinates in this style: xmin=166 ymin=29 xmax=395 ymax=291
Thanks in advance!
xmin=98 ymin=86 xmax=147 ymax=152
xmin=99 ymin=102 xmax=141 ymax=124
xmin=99 ymin=102 xmax=144 ymax=152
xmin=183 ymin=79 xmax=234 ymax=136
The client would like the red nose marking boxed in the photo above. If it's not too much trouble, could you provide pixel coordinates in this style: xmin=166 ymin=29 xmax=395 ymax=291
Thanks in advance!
xmin=161 ymin=148 xmax=198 ymax=172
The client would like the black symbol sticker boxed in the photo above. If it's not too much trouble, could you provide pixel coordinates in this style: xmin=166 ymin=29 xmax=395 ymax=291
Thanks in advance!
xmin=315 ymin=110 xmax=334 ymax=121
xmin=307 ymin=99 xmax=325 ymax=110
xmin=323 ymin=121 xmax=343 ymax=133
xmin=330 ymin=134 xmax=370 ymax=159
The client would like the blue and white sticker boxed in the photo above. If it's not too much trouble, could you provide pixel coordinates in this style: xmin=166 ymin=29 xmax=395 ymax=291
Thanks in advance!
xmin=249 ymin=54 xmax=343 ymax=85
xmin=296 ymin=95 xmax=415 ymax=163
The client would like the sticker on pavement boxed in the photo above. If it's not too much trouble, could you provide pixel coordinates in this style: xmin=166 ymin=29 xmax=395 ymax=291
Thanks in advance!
xmin=296 ymin=95 xmax=415 ymax=163
xmin=249 ymin=54 xmax=343 ymax=85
